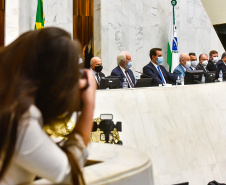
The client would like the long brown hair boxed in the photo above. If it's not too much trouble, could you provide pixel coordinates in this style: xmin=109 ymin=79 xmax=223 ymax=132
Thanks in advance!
xmin=0 ymin=27 xmax=83 ymax=184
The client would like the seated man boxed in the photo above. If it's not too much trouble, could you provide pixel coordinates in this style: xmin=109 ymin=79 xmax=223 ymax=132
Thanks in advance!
xmin=111 ymin=51 xmax=135 ymax=88
xmin=189 ymin=52 xmax=197 ymax=70
xmin=90 ymin=57 xmax=105 ymax=88
xmin=207 ymin=50 xmax=218 ymax=72
xmin=196 ymin=54 xmax=209 ymax=74
xmin=143 ymin=48 xmax=176 ymax=85
xmin=173 ymin=53 xmax=191 ymax=78
xmin=216 ymin=52 xmax=226 ymax=74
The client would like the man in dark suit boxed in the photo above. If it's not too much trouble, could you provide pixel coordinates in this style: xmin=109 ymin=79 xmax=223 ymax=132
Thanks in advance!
xmin=111 ymin=51 xmax=135 ymax=88
xmin=143 ymin=48 xmax=176 ymax=86
xmin=173 ymin=53 xmax=191 ymax=78
xmin=216 ymin=52 xmax=226 ymax=74
xmin=196 ymin=54 xmax=209 ymax=75
xmin=90 ymin=57 xmax=105 ymax=88
xmin=189 ymin=52 xmax=197 ymax=70
xmin=207 ymin=50 xmax=218 ymax=72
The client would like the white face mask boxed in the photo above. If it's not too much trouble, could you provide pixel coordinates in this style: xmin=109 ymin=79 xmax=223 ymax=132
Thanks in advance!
xmin=191 ymin=60 xmax=197 ymax=67
xmin=213 ymin=57 xmax=218 ymax=63
xmin=202 ymin=60 xmax=208 ymax=66
xmin=185 ymin=61 xmax=191 ymax=68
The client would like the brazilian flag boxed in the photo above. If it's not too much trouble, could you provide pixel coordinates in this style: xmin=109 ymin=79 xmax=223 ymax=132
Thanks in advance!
xmin=35 ymin=0 xmax=45 ymax=30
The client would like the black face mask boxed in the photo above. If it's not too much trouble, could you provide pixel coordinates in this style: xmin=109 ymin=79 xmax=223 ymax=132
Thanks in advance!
xmin=95 ymin=65 xmax=103 ymax=72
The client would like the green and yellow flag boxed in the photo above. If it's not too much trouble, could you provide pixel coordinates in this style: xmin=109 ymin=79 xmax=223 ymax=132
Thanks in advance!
xmin=35 ymin=0 xmax=45 ymax=30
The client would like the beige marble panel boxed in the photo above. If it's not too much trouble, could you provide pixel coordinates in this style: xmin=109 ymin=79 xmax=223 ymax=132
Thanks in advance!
xmin=94 ymin=83 xmax=226 ymax=184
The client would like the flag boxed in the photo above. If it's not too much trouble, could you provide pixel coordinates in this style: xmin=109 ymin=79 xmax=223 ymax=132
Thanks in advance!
xmin=167 ymin=11 xmax=179 ymax=72
xmin=35 ymin=0 xmax=45 ymax=30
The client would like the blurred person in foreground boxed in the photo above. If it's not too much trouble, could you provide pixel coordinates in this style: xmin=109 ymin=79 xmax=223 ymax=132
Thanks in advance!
xmin=0 ymin=27 xmax=97 ymax=185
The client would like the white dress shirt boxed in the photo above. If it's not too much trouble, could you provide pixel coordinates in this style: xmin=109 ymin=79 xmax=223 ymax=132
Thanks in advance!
xmin=1 ymin=105 xmax=87 ymax=185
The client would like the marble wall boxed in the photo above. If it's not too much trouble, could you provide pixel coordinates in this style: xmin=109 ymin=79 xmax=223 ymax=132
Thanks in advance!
xmin=5 ymin=0 xmax=224 ymax=74
xmin=4 ymin=0 xmax=73 ymax=45
xmin=94 ymin=83 xmax=226 ymax=185
xmin=94 ymin=0 xmax=225 ymax=77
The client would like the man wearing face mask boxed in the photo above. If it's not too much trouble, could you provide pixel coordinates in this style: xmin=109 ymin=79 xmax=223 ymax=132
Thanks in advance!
xmin=207 ymin=50 xmax=218 ymax=72
xmin=90 ymin=57 xmax=105 ymax=88
xmin=196 ymin=54 xmax=209 ymax=74
xmin=189 ymin=52 xmax=197 ymax=70
xmin=216 ymin=52 xmax=226 ymax=75
xmin=111 ymin=51 xmax=135 ymax=88
xmin=173 ymin=53 xmax=191 ymax=78
xmin=143 ymin=48 xmax=177 ymax=86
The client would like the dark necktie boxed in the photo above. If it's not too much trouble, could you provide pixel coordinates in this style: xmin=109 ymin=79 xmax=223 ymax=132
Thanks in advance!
xmin=96 ymin=73 xmax=100 ymax=86
xmin=157 ymin=66 xmax=166 ymax=84
xmin=125 ymin=71 xmax=134 ymax=88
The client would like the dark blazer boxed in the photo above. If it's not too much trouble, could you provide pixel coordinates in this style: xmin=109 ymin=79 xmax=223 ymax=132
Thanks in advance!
xmin=196 ymin=63 xmax=208 ymax=72
xmin=99 ymin=72 xmax=105 ymax=78
xmin=143 ymin=62 xmax=176 ymax=85
xmin=207 ymin=60 xmax=217 ymax=72
xmin=215 ymin=60 xmax=226 ymax=79
xmin=111 ymin=66 xmax=135 ymax=88
xmin=216 ymin=60 xmax=226 ymax=74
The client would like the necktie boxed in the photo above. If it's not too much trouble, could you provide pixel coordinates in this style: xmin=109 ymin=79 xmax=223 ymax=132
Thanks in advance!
xmin=125 ymin=71 xmax=134 ymax=88
xmin=96 ymin=73 xmax=100 ymax=86
xmin=157 ymin=66 xmax=166 ymax=84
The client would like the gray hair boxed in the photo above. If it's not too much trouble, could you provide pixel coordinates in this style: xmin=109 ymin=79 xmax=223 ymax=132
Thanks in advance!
xmin=117 ymin=51 xmax=127 ymax=65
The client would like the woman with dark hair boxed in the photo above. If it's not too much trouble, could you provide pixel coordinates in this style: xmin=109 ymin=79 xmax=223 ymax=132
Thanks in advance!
xmin=0 ymin=27 xmax=96 ymax=184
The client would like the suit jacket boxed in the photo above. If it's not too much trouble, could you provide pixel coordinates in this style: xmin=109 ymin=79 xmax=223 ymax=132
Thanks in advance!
xmin=196 ymin=63 xmax=208 ymax=72
xmin=216 ymin=60 xmax=226 ymax=72
xmin=99 ymin=72 xmax=105 ymax=78
xmin=143 ymin=62 xmax=177 ymax=85
xmin=207 ymin=60 xmax=217 ymax=72
xmin=216 ymin=60 xmax=226 ymax=78
xmin=111 ymin=66 xmax=135 ymax=88
xmin=173 ymin=64 xmax=188 ymax=78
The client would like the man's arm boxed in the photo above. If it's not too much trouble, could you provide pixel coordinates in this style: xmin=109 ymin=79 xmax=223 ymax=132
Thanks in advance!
xmin=111 ymin=69 xmax=123 ymax=88
xmin=173 ymin=68 xmax=182 ymax=78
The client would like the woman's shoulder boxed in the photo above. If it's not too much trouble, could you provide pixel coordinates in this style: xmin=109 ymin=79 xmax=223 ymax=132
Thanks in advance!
xmin=20 ymin=104 xmax=43 ymax=127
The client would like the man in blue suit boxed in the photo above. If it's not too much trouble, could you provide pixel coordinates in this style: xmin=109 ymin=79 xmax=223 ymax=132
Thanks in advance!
xmin=143 ymin=48 xmax=176 ymax=86
xmin=216 ymin=52 xmax=226 ymax=74
xmin=173 ymin=53 xmax=191 ymax=78
xmin=111 ymin=51 xmax=135 ymax=88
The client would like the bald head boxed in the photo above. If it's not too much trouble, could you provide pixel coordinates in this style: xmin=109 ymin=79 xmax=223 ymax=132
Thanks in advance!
xmin=199 ymin=54 xmax=208 ymax=66
xmin=179 ymin=53 xmax=190 ymax=67
xmin=90 ymin=57 xmax=102 ymax=71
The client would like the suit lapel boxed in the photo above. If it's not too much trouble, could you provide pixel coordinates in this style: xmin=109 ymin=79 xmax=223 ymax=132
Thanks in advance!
xmin=117 ymin=66 xmax=126 ymax=79
xmin=149 ymin=62 xmax=161 ymax=78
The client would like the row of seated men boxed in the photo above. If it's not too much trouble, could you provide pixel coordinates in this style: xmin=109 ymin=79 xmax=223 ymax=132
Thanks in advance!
xmin=89 ymin=48 xmax=226 ymax=88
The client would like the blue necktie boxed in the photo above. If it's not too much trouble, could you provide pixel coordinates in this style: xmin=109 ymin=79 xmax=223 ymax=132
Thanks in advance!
xmin=157 ymin=66 xmax=166 ymax=84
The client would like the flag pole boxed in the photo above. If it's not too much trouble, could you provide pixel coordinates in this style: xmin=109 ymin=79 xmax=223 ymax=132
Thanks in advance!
xmin=171 ymin=0 xmax=177 ymax=34
xmin=171 ymin=0 xmax=178 ymax=72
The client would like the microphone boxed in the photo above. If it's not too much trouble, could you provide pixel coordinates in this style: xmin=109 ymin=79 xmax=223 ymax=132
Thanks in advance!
xmin=135 ymin=71 xmax=152 ymax=78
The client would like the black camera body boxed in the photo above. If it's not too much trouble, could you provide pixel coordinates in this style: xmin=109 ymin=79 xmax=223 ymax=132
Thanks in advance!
xmin=92 ymin=114 xmax=122 ymax=145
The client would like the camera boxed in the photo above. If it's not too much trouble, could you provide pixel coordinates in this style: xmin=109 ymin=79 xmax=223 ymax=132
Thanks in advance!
xmin=92 ymin=114 xmax=122 ymax=145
